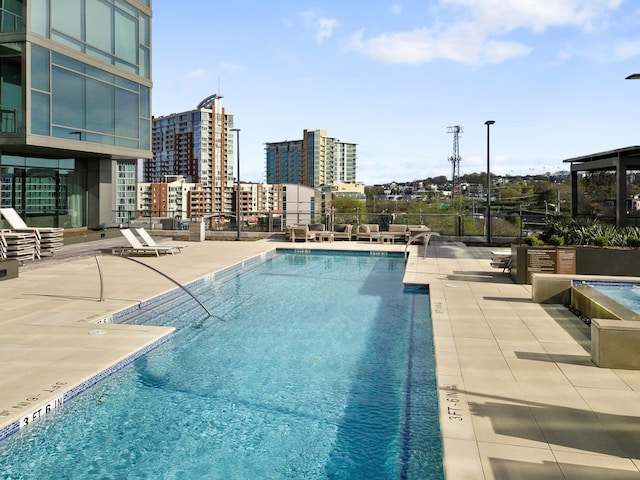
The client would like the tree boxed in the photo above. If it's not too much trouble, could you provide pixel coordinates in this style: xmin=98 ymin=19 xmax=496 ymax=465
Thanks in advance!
xmin=367 ymin=185 xmax=385 ymax=200
xmin=332 ymin=196 xmax=366 ymax=214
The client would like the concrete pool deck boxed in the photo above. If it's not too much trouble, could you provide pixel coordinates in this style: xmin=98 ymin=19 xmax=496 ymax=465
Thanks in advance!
xmin=1 ymin=236 xmax=640 ymax=479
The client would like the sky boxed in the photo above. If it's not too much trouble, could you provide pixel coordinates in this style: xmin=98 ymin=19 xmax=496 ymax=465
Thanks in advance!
xmin=151 ymin=0 xmax=640 ymax=185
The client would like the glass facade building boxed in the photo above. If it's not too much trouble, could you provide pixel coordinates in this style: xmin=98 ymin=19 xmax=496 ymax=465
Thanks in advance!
xmin=265 ymin=129 xmax=357 ymax=188
xmin=0 ymin=0 xmax=152 ymax=228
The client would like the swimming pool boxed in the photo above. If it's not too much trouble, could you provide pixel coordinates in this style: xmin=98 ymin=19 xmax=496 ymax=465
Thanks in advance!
xmin=589 ymin=282 xmax=640 ymax=314
xmin=0 ymin=251 xmax=443 ymax=479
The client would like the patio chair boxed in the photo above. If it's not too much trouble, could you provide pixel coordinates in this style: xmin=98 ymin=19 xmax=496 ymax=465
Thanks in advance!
xmin=0 ymin=207 xmax=63 ymax=258
xmin=135 ymin=228 xmax=186 ymax=252
xmin=331 ymin=224 xmax=352 ymax=241
xmin=387 ymin=224 xmax=409 ymax=242
xmin=356 ymin=224 xmax=380 ymax=242
xmin=287 ymin=224 xmax=315 ymax=242
xmin=116 ymin=229 xmax=181 ymax=257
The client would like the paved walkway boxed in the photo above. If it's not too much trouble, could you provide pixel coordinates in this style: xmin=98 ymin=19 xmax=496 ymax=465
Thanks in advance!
xmin=1 ymin=235 xmax=640 ymax=479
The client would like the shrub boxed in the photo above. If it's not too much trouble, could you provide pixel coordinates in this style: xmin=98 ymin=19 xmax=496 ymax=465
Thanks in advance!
xmin=525 ymin=234 xmax=540 ymax=246
xmin=547 ymin=234 xmax=565 ymax=246
xmin=627 ymin=236 xmax=640 ymax=248
xmin=594 ymin=236 xmax=609 ymax=247
xmin=540 ymin=217 xmax=638 ymax=247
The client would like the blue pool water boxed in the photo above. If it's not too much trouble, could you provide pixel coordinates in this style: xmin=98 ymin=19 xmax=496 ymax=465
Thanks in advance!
xmin=589 ymin=282 xmax=640 ymax=314
xmin=0 ymin=251 xmax=443 ymax=479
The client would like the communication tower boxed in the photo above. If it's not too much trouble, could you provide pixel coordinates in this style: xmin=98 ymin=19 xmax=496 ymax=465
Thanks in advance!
xmin=447 ymin=125 xmax=463 ymax=199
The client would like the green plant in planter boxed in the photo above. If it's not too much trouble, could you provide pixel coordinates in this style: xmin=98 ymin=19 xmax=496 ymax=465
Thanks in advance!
xmin=627 ymin=236 xmax=640 ymax=248
xmin=525 ymin=234 xmax=540 ymax=246
xmin=594 ymin=236 xmax=609 ymax=247
xmin=547 ymin=234 xmax=565 ymax=246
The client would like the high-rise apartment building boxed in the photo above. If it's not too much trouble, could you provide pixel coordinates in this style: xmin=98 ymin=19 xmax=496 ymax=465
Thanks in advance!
xmin=113 ymin=160 xmax=138 ymax=226
xmin=137 ymin=176 xmax=204 ymax=220
xmin=0 ymin=0 xmax=152 ymax=229
xmin=236 ymin=182 xmax=282 ymax=215
xmin=148 ymin=94 xmax=235 ymax=220
xmin=265 ymin=129 xmax=356 ymax=188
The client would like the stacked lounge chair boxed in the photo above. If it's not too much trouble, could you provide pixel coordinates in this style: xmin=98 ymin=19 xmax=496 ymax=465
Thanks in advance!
xmin=0 ymin=208 xmax=63 ymax=259
xmin=0 ymin=230 xmax=36 ymax=263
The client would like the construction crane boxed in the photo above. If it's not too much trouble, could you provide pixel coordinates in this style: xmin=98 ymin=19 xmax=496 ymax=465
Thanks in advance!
xmin=447 ymin=125 xmax=463 ymax=200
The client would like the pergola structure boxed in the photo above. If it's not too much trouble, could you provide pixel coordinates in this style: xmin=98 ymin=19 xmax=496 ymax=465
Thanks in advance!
xmin=563 ymin=146 xmax=640 ymax=228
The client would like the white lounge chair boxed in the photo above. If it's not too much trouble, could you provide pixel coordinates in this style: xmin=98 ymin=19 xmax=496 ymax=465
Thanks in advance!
xmin=135 ymin=228 xmax=186 ymax=251
xmin=0 ymin=207 xmax=63 ymax=258
xmin=116 ymin=229 xmax=180 ymax=257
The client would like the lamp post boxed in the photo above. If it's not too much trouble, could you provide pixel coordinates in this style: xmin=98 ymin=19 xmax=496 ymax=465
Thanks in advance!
xmin=485 ymin=120 xmax=495 ymax=246
xmin=231 ymin=128 xmax=241 ymax=241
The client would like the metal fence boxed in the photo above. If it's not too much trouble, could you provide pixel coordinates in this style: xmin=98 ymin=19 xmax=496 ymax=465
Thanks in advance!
xmin=114 ymin=209 xmax=531 ymax=238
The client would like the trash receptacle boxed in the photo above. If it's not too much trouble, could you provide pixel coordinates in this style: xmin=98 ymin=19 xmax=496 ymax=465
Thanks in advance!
xmin=189 ymin=221 xmax=205 ymax=241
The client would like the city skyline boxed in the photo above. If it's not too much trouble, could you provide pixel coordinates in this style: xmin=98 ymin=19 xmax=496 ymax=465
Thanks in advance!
xmin=152 ymin=1 xmax=640 ymax=185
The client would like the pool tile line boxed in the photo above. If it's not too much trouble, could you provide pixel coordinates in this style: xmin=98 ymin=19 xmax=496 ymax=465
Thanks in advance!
xmin=0 ymin=331 xmax=174 ymax=443
xmin=276 ymin=247 xmax=403 ymax=258
xmin=62 ymin=332 xmax=174 ymax=404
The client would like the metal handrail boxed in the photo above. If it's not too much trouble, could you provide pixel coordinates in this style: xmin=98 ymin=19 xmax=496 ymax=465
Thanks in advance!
xmin=95 ymin=254 xmax=212 ymax=316
xmin=404 ymin=232 xmax=432 ymax=259
xmin=95 ymin=256 xmax=104 ymax=301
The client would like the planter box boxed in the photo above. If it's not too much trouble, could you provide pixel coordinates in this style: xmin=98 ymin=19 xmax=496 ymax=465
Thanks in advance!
xmin=513 ymin=245 xmax=639 ymax=284
xmin=0 ymin=259 xmax=19 ymax=281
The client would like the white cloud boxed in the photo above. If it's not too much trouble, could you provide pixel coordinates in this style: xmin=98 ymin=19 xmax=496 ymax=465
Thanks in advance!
xmin=299 ymin=10 xmax=339 ymax=45
xmin=391 ymin=4 xmax=403 ymax=15
xmin=346 ymin=27 xmax=531 ymax=65
xmin=346 ymin=0 xmax=623 ymax=65
xmin=612 ymin=40 xmax=640 ymax=61
xmin=316 ymin=17 xmax=339 ymax=44
xmin=442 ymin=0 xmax=623 ymax=32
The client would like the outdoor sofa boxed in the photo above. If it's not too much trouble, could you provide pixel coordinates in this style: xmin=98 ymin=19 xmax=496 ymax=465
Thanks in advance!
xmin=387 ymin=224 xmax=410 ymax=242
xmin=357 ymin=223 xmax=431 ymax=243
xmin=331 ymin=223 xmax=352 ymax=241
xmin=356 ymin=224 xmax=380 ymax=241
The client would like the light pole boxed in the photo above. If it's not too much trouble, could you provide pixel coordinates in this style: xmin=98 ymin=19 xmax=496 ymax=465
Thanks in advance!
xmin=485 ymin=120 xmax=495 ymax=246
xmin=231 ymin=128 xmax=241 ymax=241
